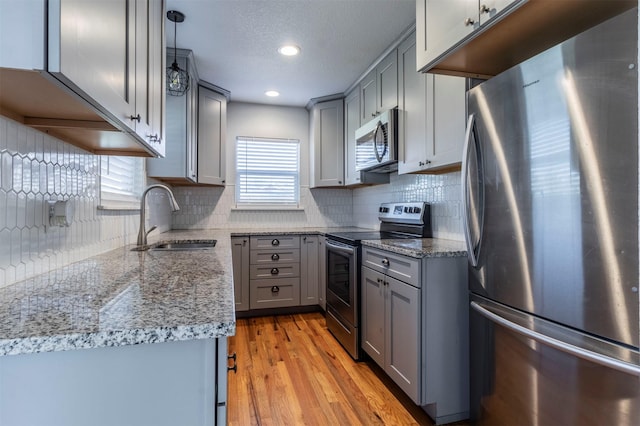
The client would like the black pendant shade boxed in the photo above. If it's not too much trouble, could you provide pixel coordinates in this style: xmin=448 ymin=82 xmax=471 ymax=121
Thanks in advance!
xmin=166 ymin=10 xmax=189 ymax=96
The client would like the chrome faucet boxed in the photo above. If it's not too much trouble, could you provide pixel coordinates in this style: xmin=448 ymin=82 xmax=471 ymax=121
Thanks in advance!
xmin=136 ymin=184 xmax=180 ymax=246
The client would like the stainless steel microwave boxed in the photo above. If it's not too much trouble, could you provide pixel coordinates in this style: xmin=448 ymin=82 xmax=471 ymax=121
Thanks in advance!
xmin=354 ymin=108 xmax=398 ymax=172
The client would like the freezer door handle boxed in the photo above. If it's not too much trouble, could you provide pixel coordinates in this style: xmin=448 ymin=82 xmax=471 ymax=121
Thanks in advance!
xmin=471 ymin=301 xmax=640 ymax=376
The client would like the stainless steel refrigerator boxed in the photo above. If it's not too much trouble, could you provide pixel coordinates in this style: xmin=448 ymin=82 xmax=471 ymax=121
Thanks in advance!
xmin=463 ymin=8 xmax=640 ymax=425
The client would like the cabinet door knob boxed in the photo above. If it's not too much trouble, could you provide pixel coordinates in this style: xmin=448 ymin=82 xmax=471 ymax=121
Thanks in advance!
xmin=271 ymin=253 xmax=280 ymax=261
xmin=464 ymin=17 xmax=475 ymax=26
xmin=371 ymin=112 xmax=377 ymax=117
xmin=271 ymin=239 xmax=280 ymax=246
xmin=270 ymin=268 xmax=279 ymax=275
xmin=381 ymin=258 xmax=390 ymax=267
xmin=129 ymin=114 xmax=141 ymax=122
xmin=227 ymin=352 xmax=237 ymax=373
xmin=271 ymin=286 xmax=280 ymax=293
xmin=480 ymin=4 xmax=491 ymax=14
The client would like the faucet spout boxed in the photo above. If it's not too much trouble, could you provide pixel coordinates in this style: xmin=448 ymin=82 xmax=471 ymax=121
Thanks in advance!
xmin=136 ymin=184 xmax=180 ymax=246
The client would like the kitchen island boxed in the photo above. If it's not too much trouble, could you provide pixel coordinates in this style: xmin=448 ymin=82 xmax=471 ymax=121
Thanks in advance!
xmin=0 ymin=230 xmax=235 ymax=426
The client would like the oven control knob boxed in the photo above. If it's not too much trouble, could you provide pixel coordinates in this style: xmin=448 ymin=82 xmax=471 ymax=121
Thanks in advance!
xmin=414 ymin=207 xmax=421 ymax=214
xmin=383 ymin=207 xmax=389 ymax=213
xmin=270 ymin=268 xmax=279 ymax=275
xmin=272 ymin=253 xmax=280 ymax=261
xmin=271 ymin=239 xmax=280 ymax=246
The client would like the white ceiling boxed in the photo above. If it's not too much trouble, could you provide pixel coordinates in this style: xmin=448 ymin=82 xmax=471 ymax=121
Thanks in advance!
xmin=165 ymin=0 xmax=416 ymax=107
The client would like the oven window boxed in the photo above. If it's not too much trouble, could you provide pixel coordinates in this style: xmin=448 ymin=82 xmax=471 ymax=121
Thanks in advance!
xmin=327 ymin=249 xmax=351 ymax=304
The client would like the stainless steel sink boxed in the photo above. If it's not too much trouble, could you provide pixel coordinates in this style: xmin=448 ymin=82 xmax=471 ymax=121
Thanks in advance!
xmin=131 ymin=240 xmax=217 ymax=251
xmin=151 ymin=241 xmax=217 ymax=250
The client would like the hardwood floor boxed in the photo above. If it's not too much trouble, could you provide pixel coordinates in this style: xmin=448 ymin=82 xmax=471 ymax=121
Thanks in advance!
xmin=227 ymin=312 xmax=438 ymax=426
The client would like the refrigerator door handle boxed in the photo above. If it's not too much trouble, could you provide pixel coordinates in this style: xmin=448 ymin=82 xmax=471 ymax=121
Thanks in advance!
xmin=461 ymin=113 xmax=483 ymax=267
xmin=471 ymin=301 xmax=640 ymax=376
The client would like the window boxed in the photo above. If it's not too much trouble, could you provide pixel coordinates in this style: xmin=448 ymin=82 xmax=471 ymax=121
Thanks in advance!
xmin=99 ymin=156 xmax=145 ymax=210
xmin=236 ymin=137 xmax=300 ymax=206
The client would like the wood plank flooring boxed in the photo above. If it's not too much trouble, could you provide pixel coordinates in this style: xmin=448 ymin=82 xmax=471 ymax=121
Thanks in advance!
xmin=227 ymin=312 xmax=438 ymax=426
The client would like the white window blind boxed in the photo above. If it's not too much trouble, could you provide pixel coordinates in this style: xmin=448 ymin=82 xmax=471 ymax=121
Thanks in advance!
xmin=236 ymin=137 xmax=300 ymax=205
xmin=99 ymin=156 xmax=145 ymax=210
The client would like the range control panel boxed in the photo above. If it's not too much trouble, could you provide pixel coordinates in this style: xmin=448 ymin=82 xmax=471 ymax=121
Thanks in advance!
xmin=378 ymin=202 xmax=429 ymax=224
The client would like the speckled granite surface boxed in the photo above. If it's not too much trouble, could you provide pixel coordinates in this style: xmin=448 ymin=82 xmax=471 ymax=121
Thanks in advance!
xmin=0 ymin=227 xmax=461 ymax=356
xmin=0 ymin=230 xmax=236 ymax=356
xmin=362 ymin=238 xmax=467 ymax=259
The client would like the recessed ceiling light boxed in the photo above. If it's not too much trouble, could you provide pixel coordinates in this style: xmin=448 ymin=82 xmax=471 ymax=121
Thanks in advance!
xmin=278 ymin=45 xmax=300 ymax=56
xmin=265 ymin=90 xmax=280 ymax=97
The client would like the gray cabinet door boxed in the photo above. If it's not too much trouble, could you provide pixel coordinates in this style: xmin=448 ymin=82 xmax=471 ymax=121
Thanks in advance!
xmin=385 ymin=274 xmax=421 ymax=403
xmin=397 ymin=34 xmax=429 ymax=175
xmin=198 ymin=86 xmax=226 ymax=185
xmin=377 ymin=49 xmax=398 ymax=113
xmin=343 ymin=88 xmax=361 ymax=186
xmin=300 ymin=235 xmax=319 ymax=306
xmin=361 ymin=266 xmax=385 ymax=366
xmin=310 ymin=99 xmax=344 ymax=187
xmin=428 ymin=74 xmax=466 ymax=169
xmin=318 ymin=238 xmax=327 ymax=310
xmin=360 ymin=69 xmax=377 ymax=121
xmin=231 ymin=237 xmax=250 ymax=312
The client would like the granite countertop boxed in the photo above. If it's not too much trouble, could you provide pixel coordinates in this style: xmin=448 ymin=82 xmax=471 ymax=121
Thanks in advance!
xmin=0 ymin=230 xmax=236 ymax=356
xmin=0 ymin=227 xmax=369 ymax=357
xmin=0 ymin=227 xmax=463 ymax=357
xmin=362 ymin=238 xmax=467 ymax=259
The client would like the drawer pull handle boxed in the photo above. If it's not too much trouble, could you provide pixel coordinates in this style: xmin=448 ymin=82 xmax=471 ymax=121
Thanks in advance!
xmin=271 ymin=286 xmax=280 ymax=293
xmin=271 ymin=239 xmax=280 ymax=246
xmin=381 ymin=258 xmax=390 ymax=267
xmin=227 ymin=352 xmax=237 ymax=374
xmin=271 ymin=268 xmax=279 ymax=275
xmin=129 ymin=114 xmax=141 ymax=122
xmin=271 ymin=253 xmax=280 ymax=261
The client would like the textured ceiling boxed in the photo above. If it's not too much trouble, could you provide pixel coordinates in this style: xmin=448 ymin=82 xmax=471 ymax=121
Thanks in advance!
xmin=165 ymin=0 xmax=416 ymax=107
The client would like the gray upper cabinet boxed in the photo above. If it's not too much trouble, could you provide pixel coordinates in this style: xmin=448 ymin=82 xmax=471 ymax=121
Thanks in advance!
xmin=343 ymin=88 xmax=362 ymax=186
xmin=197 ymin=85 xmax=227 ymax=186
xmin=416 ymin=0 xmax=524 ymax=74
xmin=427 ymin=74 xmax=466 ymax=170
xmin=148 ymin=52 xmax=228 ymax=186
xmin=415 ymin=0 xmax=632 ymax=77
xmin=361 ymin=49 xmax=399 ymax=120
xmin=0 ymin=0 xmax=166 ymax=156
xmin=398 ymin=34 xmax=466 ymax=174
xmin=147 ymin=51 xmax=197 ymax=182
xmin=310 ymin=98 xmax=344 ymax=188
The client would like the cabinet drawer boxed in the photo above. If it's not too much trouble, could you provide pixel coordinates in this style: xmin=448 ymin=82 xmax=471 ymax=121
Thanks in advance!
xmin=250 ymin=249 xmax=300 ymax=265
xmin=249 ymin=263 xmax=300 ymax=280
xmin=250 ymin=235 xmax=300 ymax=249
xmin=362 ymin=246 xmax=421 ymax=286
xmin=250 ymin=278 xmax=300 ymax=309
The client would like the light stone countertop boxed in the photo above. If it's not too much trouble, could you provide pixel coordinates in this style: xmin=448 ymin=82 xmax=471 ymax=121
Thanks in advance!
xmin=361 ymin=238 xmax=467 ymax=259
xmin=0 ymin=227 xmax=465 ymax=356
xmin=0 ymin=227 xmax=370 ymax=356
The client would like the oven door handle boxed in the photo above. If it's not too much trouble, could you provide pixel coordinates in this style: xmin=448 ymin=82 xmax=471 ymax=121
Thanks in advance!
xmin=325 ymin=239 xmax=356 ymax=255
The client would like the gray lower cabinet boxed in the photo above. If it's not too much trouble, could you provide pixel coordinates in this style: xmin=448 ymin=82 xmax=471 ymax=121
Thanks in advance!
xmin=0 ymin=337 xmax=229 ymax=426
xmin=248 ymin=235 xmax=301 ymax=309
xmin=362 ymin=245 xmax=470 ymax=424
xmin=232 ymin=234 xmax=325 ymax=311
xmin=300 ymin=235 xmax=319 ymax=305
xmin=362 ymin=252 xmax=421 ymax=403
xmin=231 ymin=236 xmax=250 ymax=312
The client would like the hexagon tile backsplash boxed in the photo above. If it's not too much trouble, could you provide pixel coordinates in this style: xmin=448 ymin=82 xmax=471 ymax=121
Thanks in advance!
xmin=0 ymin=116 xmax=141 ymax=288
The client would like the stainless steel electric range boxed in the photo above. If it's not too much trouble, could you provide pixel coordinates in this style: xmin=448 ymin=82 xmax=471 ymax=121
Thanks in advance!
xmin=324 ymin=202 xmax=432 ymax=360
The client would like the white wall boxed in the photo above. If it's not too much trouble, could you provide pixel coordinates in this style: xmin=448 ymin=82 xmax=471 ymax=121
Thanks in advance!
xmin=170 ymin=102 xmax=354 ymax=229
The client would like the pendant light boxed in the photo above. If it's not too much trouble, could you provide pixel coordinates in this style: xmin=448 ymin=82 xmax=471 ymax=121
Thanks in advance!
xmin=166 ymin=10 xmax=189 ymax=96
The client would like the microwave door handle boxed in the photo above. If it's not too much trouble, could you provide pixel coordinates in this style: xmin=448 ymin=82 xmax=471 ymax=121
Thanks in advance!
xmin=373 ymin=121 xmax=385 ymax=163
